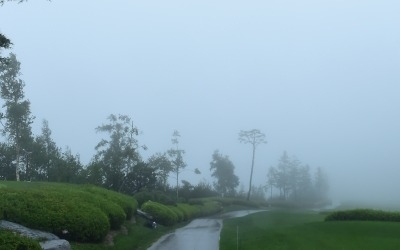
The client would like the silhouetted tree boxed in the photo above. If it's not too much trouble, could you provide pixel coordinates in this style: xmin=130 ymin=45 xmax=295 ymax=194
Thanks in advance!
xmin=121 ymin=162 xmax=157 ymax=195
xmin=147 ymin=152 xmax=173 ymax=192
xmin=266 ymin=152 xmax=329 ymax=206
xmin=0 ymin=53 xmax=34 ymax=181
xmin=31 ymin=119 xmax=61 ymax=180
xmin=239 ymin=129 xmax=267 ymax=200
xmin=0 ymin=142 xmax=15 ymax=179
xmin=94 ymin=114 xmax=142 ymax=191
xmin=167 ymin=130 xmax=186 ymax=201
xmin=314 ymin=167 xmax=329 ymax=203
xmin=0 ymin=33 xmax=11 ymax=64
xmin=209 ymin=150 xmax=239 ymax=197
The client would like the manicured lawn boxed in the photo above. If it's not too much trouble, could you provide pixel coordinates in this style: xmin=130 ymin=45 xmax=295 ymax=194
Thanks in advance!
xmin=220 ymin=209 xmax=400 ymax=250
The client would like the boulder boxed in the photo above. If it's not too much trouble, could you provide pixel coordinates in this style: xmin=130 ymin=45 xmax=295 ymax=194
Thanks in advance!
xmin=40 ymin=240 xmax=71 ymax=250
xmin=0 ymin=220 xmax=71 ymax=250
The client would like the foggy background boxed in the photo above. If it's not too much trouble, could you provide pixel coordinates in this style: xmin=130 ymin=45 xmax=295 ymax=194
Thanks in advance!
xmin=1 ymin=0 xmax=399 ymax=205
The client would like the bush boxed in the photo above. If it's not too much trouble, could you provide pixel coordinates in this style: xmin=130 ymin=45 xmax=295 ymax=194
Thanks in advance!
xmin=80 ymin=185 xmax=138 ymax=220
xmin=176 ymin=203 xmax=201 ymax=220
xmin=64 ymin=189 xmax=126 ymax=230
xmin=0 ymin=230 xmax=42 ymax=250
xmin=167 ymin=205 xmax=185 ymax=222
xmin=134 ymin=191 xmax=175 ymax=207
xmin=0 ymin=188 xmax=110 ymax=242
xmin=325 ymin=209 xmax=400 ymax=222
xmin=141 ymin=201 xmax=178 ymax=226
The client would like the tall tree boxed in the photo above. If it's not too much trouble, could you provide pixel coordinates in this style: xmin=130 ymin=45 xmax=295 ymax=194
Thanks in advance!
xmin=0 ymin=33 xmax=11 ymax=64
xmin=0 ymin=142 xmax=15 ymax=180
xmin=314 ymin=167 xmax=329 ymax=203
xmin=147 ymin=152 xmax=173 ymax=192
xmin=121 ymin=161 xmax=157 ymax=195
xmin=209 ymin=150 xmax=239 ymax=197
xmin=94 ymin=114 xmax=141 ymax=191
xmin=32 ymin=119 xmax=61 ymax=180
xmin=0 ymin=53 xmax=34 ymax=181
xmin=167 ymin=130 xmax=186 ymax=202
xmin=277 ymin=151 xmax=291 ymax=199
xmin=238 ymin=129 xmax=267 ymax=200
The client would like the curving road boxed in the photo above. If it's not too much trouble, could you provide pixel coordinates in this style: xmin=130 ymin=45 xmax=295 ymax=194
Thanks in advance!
xmin=147 ymin=210 xmax=266 ymax=250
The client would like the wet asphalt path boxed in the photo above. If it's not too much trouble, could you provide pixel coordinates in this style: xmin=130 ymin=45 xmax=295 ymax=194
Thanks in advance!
xmin=147 ymin=210 xmax=266 ymax=250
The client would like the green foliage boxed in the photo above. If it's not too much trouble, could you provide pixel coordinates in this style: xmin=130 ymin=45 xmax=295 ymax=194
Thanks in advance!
xmin=325 ymin=209 xmax=400 ymax=222
xmin=0 ymin=229 xmax=42 ymax=250
xmin=210 ymin=150 xmax=239 ymax=197
xmin=0 ymin=181 xmax=138 ymax=243
xmin=134 ymin=191 xmax=175 ymax=207
xmin=94 ymin=114 xmax=141 ymax=191
xmin=167 ymin=205 xmax=185 ymax=222
xmin=81 ymin=185 xmax=137 ymax=220
xmin=0 ymin=189 xmax=110 ymax=242
xmin=141 ymin=201 xmax=178 ymax=226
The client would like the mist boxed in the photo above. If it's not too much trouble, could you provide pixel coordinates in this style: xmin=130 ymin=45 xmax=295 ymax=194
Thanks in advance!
xmin=0 ymin=0 xmax=399 ymax=208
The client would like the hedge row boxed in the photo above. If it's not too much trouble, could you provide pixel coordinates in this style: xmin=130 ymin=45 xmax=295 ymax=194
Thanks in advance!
xmin=0 ymin=182 xmax=138 ymax=243
xmin=141 ymin=200 xmax=223 ymax=226
xmin=134 ymin=191 xmax=176 ymax=207
xmin=325 ymin=209 xmax=400 ymax=222
xmin=0 ymin=230 xmax=42 ymax=250
xmin=0 ymin=189 xmax=110 ymax=242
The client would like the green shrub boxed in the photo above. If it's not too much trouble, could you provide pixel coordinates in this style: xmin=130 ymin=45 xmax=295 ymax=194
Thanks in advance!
xmin=134 ymin=191 xmax=175 ymax=207
xmin=176 ymin=203 xmax=199 ymax=220
xmin=141 ymin=201 xmax=178 ymax=226
xmin=325 ymin=209 xmax=400 ymax=222
xmin=0 ymin=189 xmax=110 ymax=242
xmin=167 ymin=205 xmax=185 ymax=222
xmin=0 ymin=230 xmax=42 ymax=250
xmin=199 ymin=201 xmax=223 ymax=216
xmin=79 ymin=185 xmax=138 ymax=220
xmin=61 ymin=189 xmax=126 ymax=230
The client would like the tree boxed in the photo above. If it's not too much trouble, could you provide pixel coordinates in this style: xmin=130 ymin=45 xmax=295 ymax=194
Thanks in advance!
xmin=167 ymin=130 xmax=186 ymax=202
xmin=266 ymin=166 xmax=278 ymax=199
xmin=94 ymin=114 xmax=141 ymax=191
xmin=238 ymin=129 xmax=267 ymax=200
xmin=0 ymin=33 xmax=11 ymax=64
xmin=0 ymin=0 xmax=24 ymax=4
xmin=276 ymin=151 xmax=292 ymax=199
xmin=0 ymin=142 xmax=15 ymax=180
xmin=31 ymin=119 xmax=61 ymax=180
xmin=147 ymin=152 xmax=173 ymax=192
xmin=314 ymin=167 xmax=329 ymax=203
xmin=121 ymin=161 xmax=157 ymax=195
xmin=209 ymin=150 xmax=239 ymax=197
xmin=56 ymin=148 xmax=82 ymax=183
xmin=0 ymin=53 xmax=34 ymax=181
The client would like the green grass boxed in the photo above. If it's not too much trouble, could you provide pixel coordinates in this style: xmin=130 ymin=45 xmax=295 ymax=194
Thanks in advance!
xmin=71 ymin=216 xmax=191 ymax=250
xmin=220 ymin=209 xmax=400 ymax=250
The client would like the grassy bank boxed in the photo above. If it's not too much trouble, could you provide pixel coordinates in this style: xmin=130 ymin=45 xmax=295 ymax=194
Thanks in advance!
xmin=220 ymin=209 xmax=400 ymax=250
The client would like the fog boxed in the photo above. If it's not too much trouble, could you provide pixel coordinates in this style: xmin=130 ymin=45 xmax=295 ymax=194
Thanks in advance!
xmin=1 ymin=0 xmax=399 ymax=207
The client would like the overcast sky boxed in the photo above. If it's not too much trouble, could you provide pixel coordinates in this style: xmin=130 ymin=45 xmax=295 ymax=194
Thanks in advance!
xmin=1 ymin=0 xmax=399 ymax=204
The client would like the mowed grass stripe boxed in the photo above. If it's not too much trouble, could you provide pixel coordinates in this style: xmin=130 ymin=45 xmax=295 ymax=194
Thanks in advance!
xmin=220 ymin=209 xmax=400 ymax=250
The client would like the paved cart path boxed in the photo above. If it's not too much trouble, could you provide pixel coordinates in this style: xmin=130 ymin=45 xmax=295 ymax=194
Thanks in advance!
xmin=147 ymin=210 xmax=266 ymax=250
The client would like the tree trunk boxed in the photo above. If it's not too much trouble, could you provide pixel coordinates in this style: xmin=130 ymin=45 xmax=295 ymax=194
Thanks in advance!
xmin=15 ymin=144 xmax=20 ymax=181
xmin=176 ymin=167 xmax=179 ymax=202
xmin=246 ymin=145 xmax=256 ymax=200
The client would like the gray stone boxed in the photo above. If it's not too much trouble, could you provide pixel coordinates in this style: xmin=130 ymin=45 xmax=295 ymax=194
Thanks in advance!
xmin=0 ymin=220 xmax=71 ymax=250
xmin=40 ymin=239 xmax=71 ymax=250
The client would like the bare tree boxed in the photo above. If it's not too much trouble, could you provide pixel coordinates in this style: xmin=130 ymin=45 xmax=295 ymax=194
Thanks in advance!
xmin=239 ymin=129 xmax=267 ymax=200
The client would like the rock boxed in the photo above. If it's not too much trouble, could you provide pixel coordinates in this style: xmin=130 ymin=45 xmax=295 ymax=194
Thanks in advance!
xmin=0 ymin=220 xmax=71 ymax=250
xmin=40 ymin=239 xmax=71 ymax=250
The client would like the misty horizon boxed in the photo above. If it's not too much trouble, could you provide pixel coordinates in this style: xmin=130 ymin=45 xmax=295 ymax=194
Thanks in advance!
xmin=0 ymin=0 xmax=399 ymax=207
